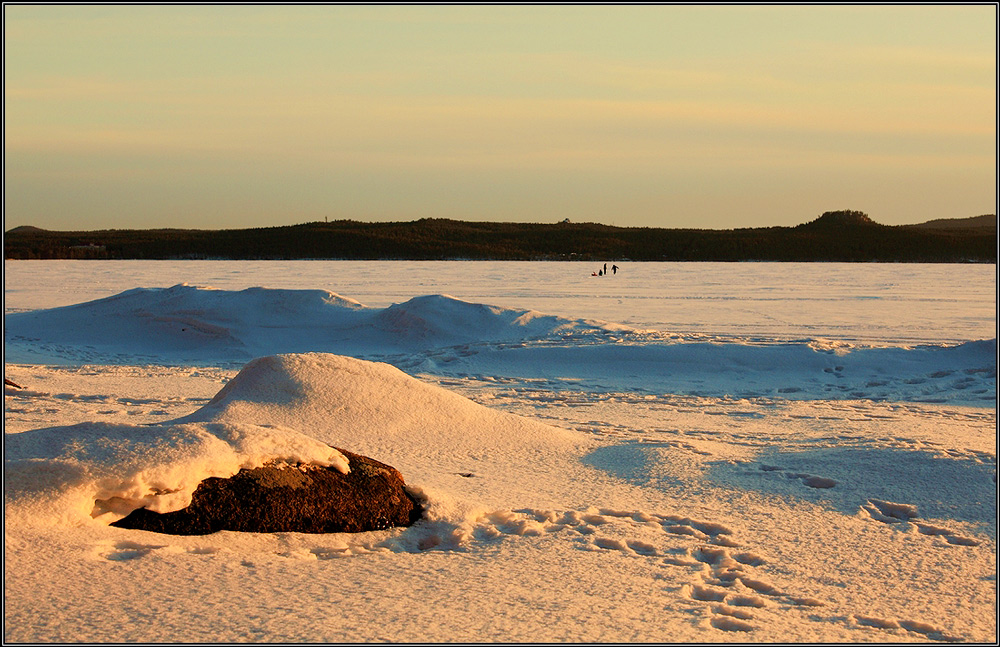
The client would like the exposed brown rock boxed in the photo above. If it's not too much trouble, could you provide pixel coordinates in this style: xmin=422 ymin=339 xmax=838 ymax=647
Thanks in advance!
xmin=110 ymin=448 xmax=422 ymax=535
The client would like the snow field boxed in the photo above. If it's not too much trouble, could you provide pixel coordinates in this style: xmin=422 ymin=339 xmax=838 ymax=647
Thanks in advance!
xmin=4 ymin=261 xmax=996 ymax=643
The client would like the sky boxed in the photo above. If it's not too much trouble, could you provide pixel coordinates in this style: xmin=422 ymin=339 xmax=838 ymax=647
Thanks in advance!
xmin=3 ymin=4 xmax=997 ymax=231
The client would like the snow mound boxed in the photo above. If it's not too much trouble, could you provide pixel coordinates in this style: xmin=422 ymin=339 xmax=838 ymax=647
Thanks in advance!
xmin=4 ymin=353 xmax=592 ymax=528
xmin=374 ymin=294 xmax=626 ymax=345
xmin=177 ymin=353 xmax=593 ymax=519
xmin=181 ymin=352 xmax=588 ymax=465
xmin=3 ymin=284 xmax=632 ymax=364
xmin=4 ymin=420 xmax=348 ymax=527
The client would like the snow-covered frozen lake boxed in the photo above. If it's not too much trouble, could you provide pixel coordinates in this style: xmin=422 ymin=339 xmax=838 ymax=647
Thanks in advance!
xmin=4 ymin=260 xmax=997 ymax=643
xmin=5 ymin=259 xmax=996 ymax=343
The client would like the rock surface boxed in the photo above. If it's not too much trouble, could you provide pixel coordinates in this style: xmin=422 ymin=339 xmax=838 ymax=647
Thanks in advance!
xmin=110 ymin=448 xmax=422 ymax=535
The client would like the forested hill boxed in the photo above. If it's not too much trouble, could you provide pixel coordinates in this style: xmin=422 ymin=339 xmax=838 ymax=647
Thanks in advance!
xmin=4 ymin=211 xmax=996 ymax=262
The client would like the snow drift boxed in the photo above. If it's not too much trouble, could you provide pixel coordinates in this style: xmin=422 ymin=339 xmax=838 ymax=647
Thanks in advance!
xmin=3 ymin=284 xmax=632 ymax=364
xmin=4 ymin=419 xmax=350 ymax=527
xmin=4 ymin=284 xmax=994 ymax=405
xmin=5 ymin=353 xmax=593 ymax=529
xmin=412 ymin=338 xmax=997 ymax=405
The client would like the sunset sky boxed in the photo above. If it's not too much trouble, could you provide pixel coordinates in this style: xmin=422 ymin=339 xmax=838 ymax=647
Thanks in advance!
xmin=4 ymin=5 xmax=996 ymax=231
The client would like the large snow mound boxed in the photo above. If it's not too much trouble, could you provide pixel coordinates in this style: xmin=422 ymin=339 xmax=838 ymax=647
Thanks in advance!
xmin=178 ymin=354 xmax=593 ymax=516
xmin=3 ymin=284 xmax=632 ymax=364
xmin=5 ymin=353 xmax=594 ymax=528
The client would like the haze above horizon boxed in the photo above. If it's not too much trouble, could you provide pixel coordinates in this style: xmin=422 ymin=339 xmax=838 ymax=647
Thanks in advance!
xmin=4 ymin=5 xmax=996 ymax=231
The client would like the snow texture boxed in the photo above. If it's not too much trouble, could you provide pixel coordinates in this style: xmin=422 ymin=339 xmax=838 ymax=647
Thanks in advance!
xmin=3 ymin=260 xmax=996 ymax=644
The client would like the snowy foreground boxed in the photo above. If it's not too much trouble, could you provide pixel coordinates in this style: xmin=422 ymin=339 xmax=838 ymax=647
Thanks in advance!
xmin=4 ymin=261 xmax=997 ymax=643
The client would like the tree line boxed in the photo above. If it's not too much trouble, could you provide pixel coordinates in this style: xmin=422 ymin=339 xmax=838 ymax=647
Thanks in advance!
xmin=4 ymin=212 xmax=995 ymax=262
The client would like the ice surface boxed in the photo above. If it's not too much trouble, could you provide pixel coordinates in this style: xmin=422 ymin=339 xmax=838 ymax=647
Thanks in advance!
xmin=5 ymin=260 xmax=995 ymax=344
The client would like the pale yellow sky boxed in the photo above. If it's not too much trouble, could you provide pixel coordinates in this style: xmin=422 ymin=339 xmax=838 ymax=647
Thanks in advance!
xmin=4 ymin=5 xmax=996 ymax=230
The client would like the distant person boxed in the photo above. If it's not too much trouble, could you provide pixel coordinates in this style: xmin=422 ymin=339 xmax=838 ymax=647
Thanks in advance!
xmin=598 ymin=269 xmax=603 ymax=276
xmin=603 ymin=263 xmax=607 ymax=274
xmin=612 ymin=264 xmax=618 ymax=275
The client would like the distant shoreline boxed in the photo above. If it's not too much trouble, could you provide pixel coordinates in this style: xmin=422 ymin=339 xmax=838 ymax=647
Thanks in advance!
xmin=5 ymin=258 xmax=995 ymax=265
xmin=5 ymin=211 xmax=995 ymax=263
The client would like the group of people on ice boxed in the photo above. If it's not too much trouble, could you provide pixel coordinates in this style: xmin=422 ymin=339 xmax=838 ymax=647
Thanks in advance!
xmin=592 ymin=263 xmax=619 ymax=277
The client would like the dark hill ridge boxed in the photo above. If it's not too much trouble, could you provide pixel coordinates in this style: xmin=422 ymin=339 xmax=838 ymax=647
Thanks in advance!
xmin=5 ymin=225 xmax=48 ymax=234
xmin=798 ymin=210 xmax=883 ymax=229
xmin=4 ymin=211 xmax=995 ymax=262
xmin=906 ymin=214 xmax=996 ymax=230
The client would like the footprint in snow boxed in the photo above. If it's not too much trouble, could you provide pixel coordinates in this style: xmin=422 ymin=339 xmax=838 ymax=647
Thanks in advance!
xmin=103 ymin=496 xmax=973 ymax=640
xmin=757 ymin=463 xmax=838 ymax=489
xmin=851 ymin=614 xmax=962 ymax=642
xmin=677 ymin=539 xmax=829 ymax=633
xmin=96 ymin=540 xmax=218 ymax=561
xmin=860 ymin=499 xmax=981 ymax=546
xmin=468 ymin=507 xmax=828 ymax=635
